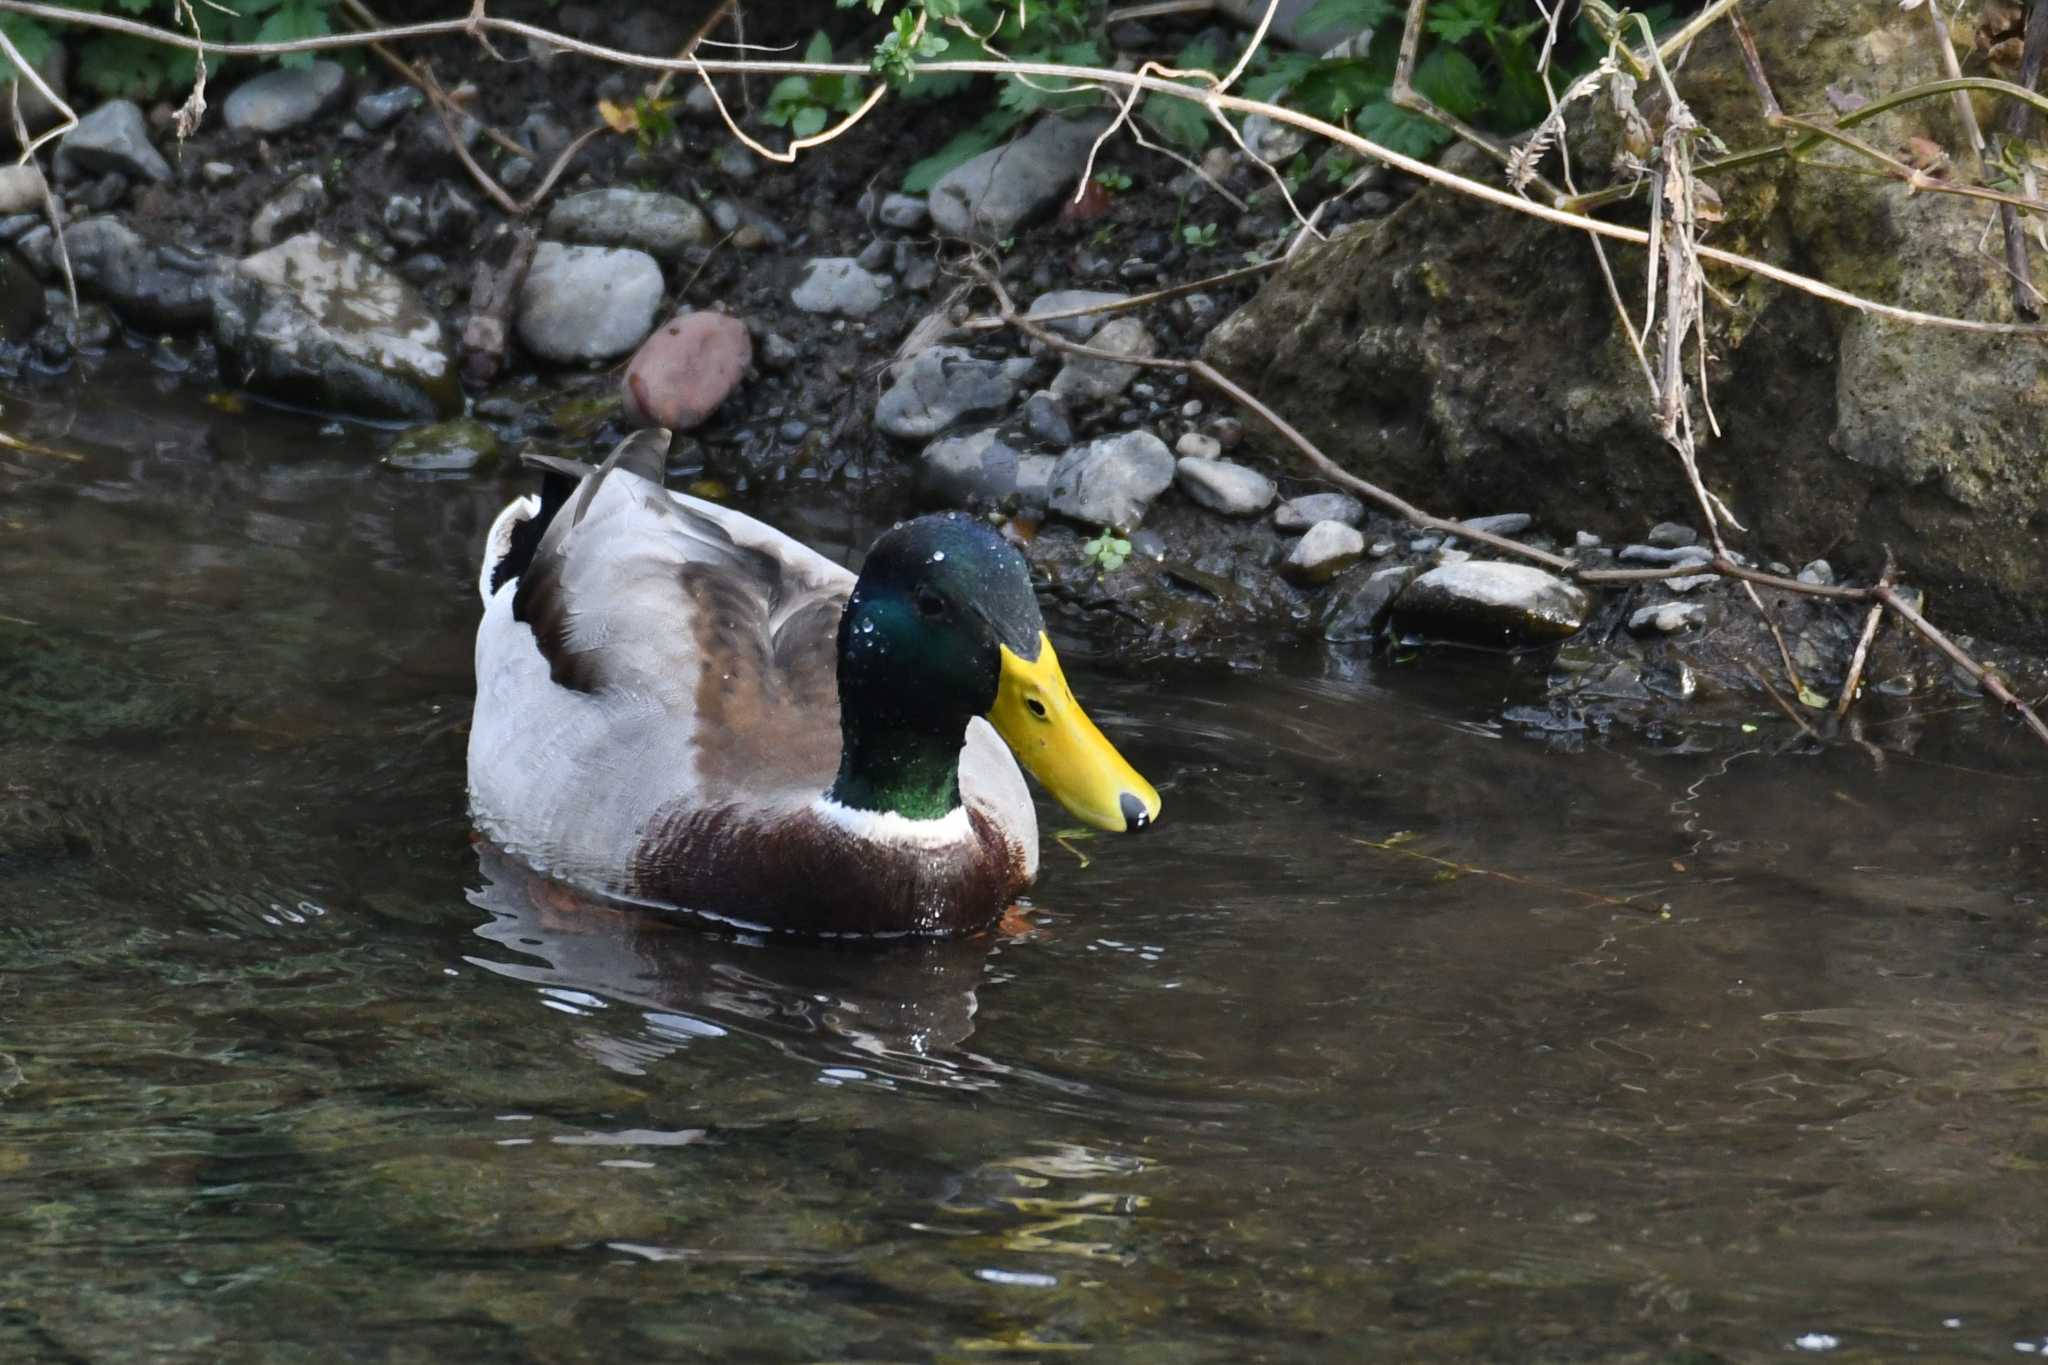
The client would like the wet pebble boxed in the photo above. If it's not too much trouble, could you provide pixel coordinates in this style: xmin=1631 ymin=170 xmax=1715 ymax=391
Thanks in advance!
xmin=1620 ymin=543 xmax=1712 ymax=567
xmin=1324 ymin=565 xmax=1415 ymax=642
xmin=876 ymin=345 xmax=1035 ymax=440
xmin=0 ymin=165 xmax=44 ymax=215
xmin=397 ymin=252 xmax=444 ymax=284
xmin=1207 ymin=414 xmax=1243 ymax=448
xmin=1574 ymin=529 xmax=1602 ymax=548
xmin=1461 ymin=512 xmax=1532 ymax=537
xmin=383 ymin=416 xmax=500 ymax=473
xmin=1286 ymin=521 xmax=1366 ymax=585
xmin=878 ymin=193 xmax=928 ymax=229
xmin=621 ymin=309 xmax=751 ymax=431
xmin=1646 ymin=520 xmax=1697 ymax=548
xmin=756 ymin=331 xmax=798 ymax=372
xmin=1049 ymin=316 xmax=1153 ymax=405
xmin=546 ymin=188 xmax=711 ymax=260
xmin=1022 ymin=390 xmax=1072 ymax=447
xmin=1175 ymin=455 xmax=1276 ymax=516
xmin=921 ymin=427 xmax=1032 ymax=507
xmin=58 ymin=99 xmax=170 ymax=183
xmin=1048 ymin=430 xmax=1175 ymax=529
xmin=1025 ymin=289 xmax=1129 ymax=341
xmin=1798 ymin=558 xmax=1835 ymax=586
xmin=1392 ymin=562 xmax=1589 ymax=644
xmin=1175 ymin=431 xmax=1222 ymax=461
xmin=1275 ymin=492 xmax=1363 ymax=531
xmin=383 ymin=194 xmax=426 ymax=248
xmin=250 ymin=171 xmax=325 ymax=248
xmin=1629 ymin=601 xmax=1707 ymax=634
xmin=791 ymin=257 xmax=890 ymax=317
xmin=516 ymin=242 xmax=663 ymax=364
xmin=354 ymin=86 xmax=423 ymax=132
xmin=855 ymin=237 xmax=893 ymax=273
xmin=929 ymin=113 xmax=1110 ymax=242
xmin=224 ymin=61 xmax=348 ymax=134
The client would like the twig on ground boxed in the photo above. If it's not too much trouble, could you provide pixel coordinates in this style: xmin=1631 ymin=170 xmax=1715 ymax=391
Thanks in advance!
xmin=1836 ymin=553 xmax=1894 ymax=717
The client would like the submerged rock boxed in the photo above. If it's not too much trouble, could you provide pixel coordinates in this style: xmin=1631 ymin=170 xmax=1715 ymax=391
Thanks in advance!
xmin=1284 ymin=520 xmax=1365 ymax=584
xmin=516 ymin=243 xmax=663 ymax=364
xmin=1324 ymin=565 xmax=1415 ymax=642
xmin=224 ymin=62 xmax=348 ymax=133
xmin=874 ymin=345 xmax=1033 ymax=440
xmin=1048 ymin=431 xmax=1174 ymax=529
xmin=1176 ymin=455 xmax=1276 ymax=517
xmin=929 ymin=113 xmax=1111 ymax=242
xmin=212 ymin=232 xmax=458 ymax=420
xmin=383 ymin=416 xmax=500 ymax=473
xmin=791 ymin=257 xmax=889 ymax=317
xmin=1392 ymin=562 xmax=1589 ymax=645
xmin=544 ymin=189 xmax=712 ymax=261
xmin=621 ymin=310 xmax=750 ymax=431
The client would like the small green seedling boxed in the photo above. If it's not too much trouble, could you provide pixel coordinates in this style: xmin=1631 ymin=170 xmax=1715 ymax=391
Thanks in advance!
xmin=1094 ymin=168 xmax=1132 ymax=193
xmin=1181 ymin=222 xmax=1219 ymax=249
xmin=1083 ymin=531 xmax=1132 ymax=572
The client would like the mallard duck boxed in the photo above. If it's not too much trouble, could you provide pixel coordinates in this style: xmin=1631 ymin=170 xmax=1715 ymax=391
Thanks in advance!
xmin=468 ymin=430 xmax=1160 ymax=937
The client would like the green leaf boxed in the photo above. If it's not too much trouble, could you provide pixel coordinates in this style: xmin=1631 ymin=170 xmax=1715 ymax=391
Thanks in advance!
xmin=1426 ymin=0 xmax=1500 ymax=45
xmin=1412 ymin=46 xmax=1485 ymax=120
xmin=790 ymin=104 xmax=827 ymax=139
xmin=1294 ymin=56 xmax=1387 ymax=122
xmin=255 ymin=0 xmax=332 ymax=70
xmin=804 ymin=30 xmax=836 ymax=65
xmin=1242 ymin=52 xmax=1314 ymax=105
xmin=1301 ymin=0 xmax=1398 ymax=33
xmin=0 ymin=16 xmax=54 ymax=73
xmin=1356 ymin=99 xmax=1452 ymax=159
xmin=75 ymin=34 xmax=184 ymax=100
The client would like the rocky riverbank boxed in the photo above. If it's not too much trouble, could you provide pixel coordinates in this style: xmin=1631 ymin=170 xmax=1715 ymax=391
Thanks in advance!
xmin=0 ymin=1 xmax=2031 ymax=752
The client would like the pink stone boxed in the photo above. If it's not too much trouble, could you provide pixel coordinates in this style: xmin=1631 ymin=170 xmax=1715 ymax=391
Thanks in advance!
xmin=620 ymin=310 xmax=751 ymax=431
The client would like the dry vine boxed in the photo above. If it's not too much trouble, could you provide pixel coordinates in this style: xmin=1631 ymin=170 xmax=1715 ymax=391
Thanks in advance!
xmin=2 ymin=0 xmax=2046 ymax=747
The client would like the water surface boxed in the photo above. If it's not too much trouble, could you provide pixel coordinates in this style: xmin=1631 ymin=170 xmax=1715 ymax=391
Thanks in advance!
xmin=4 ymin=364 xmax=2047 ymax=1362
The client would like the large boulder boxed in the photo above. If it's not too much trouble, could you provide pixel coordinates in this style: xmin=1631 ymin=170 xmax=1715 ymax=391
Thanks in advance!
xmin=1205 ymin=0 xmax=2048 ymax=647
xmin=211 ymin=233 xmax=458 ymax=420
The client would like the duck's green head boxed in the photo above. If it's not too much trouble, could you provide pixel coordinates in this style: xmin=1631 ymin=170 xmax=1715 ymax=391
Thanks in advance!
xmin=830 ymin=514 xmax=1160 ymax=833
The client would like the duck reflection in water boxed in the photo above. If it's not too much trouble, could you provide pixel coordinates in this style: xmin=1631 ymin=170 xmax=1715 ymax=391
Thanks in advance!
xmin=463 ymin=842 xmax=1010 ymax=1076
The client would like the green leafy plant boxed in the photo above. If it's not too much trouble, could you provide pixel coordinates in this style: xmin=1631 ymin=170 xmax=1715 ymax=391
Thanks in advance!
xmin=2 ymin=0 xmax=339 ymax=103
xmin=1181 ymin=222 xmax=1218 ymax=248
xmin=765 ymin=32 xmax=868 ymax=140
xmin=1093 ymin=167 xmax=1131 ymax=193
xmin=1082 ymin=531 xmax=1132 ymax=573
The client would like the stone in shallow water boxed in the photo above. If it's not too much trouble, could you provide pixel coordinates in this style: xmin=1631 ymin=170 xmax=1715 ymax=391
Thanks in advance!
xmin=223 ymin=62 xmax=348 ymax=134
xmin=516 ymin=243 xmax=663 ymax=364
xmin=1392 ymin=561 xmax=1589 ymax=644
xmin=1175 ymin=455 xmax=1275 ymax=517
xmin=383 ymin=416 xmax=500 ymax=473
xmin=1048 ymin=431 xmax=1174 ymax=529
xmin=1324 ymin=565 xmax=1415 ymax=642
xmin=1285 ymin=520 xmax=1366 ymax=584
xmin=1275 ymin=492 xmax=1364 ymax=531
xmin=211 ymin=232 xmax=458 ymax=420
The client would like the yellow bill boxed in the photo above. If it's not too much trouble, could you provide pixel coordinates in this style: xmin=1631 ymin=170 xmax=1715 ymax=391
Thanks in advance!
xmin=987 ymin=633 xmax=1161 ymax=833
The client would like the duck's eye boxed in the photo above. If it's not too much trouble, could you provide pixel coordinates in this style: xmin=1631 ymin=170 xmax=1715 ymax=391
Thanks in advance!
xmin=915 ymin=589 xmax=945 ymax=618
xmin=1026 ymin=697 xmax=1048 ymax=719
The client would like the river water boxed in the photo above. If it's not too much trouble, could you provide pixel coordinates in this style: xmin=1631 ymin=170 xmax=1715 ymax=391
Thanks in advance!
xmin=4 ymin=364 xmax=2047 ymax=1362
